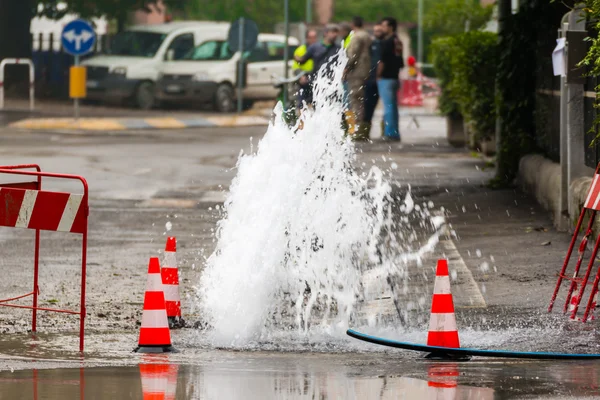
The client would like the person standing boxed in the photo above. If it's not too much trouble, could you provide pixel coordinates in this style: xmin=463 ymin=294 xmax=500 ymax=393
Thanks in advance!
xmin=293 ymin=29 xmax=318 ymax=111
xmin=363 ymin=23 xmax=384 ymax=139
xmin=342 ymin=16 xmax=372 ymax=140
xmin=376 ymin=17 xmax=404 ymax=141
xmin=294 ymin=24 xmax=340 ymax=107
xmin=339 ymin=22 xmax=353 ymax=113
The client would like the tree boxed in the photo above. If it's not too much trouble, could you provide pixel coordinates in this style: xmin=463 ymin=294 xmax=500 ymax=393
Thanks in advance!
xmin=424 ymin=0 xmax=493 ymax=37
xmin=333 ymin=0 xmax=418 ymax=24
xmin=0 ymin=0 xmax=185 ymax=89
xmin=37 ymin=0 xmax=187 ymax=30
xmin=183 ymin=0 xmax=307 ymax=32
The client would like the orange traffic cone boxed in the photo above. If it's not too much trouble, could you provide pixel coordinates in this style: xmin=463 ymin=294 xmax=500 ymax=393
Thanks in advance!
xmin=427 ymin=259 xmax=460 ymax=348
xmin=161 ymin=237 xmax=184 ymax=328
xmin=139 ymin=363 xmax=170 ymax=400
xmin=164 ymin=364 xmax=179 ymax=400
xmin=428 ymin=364 xmax=459 ymax=395
xmin=135 ymin=257 xmax=175 ymax=353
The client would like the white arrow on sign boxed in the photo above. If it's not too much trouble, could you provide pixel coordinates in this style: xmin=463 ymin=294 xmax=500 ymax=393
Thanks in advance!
xmin=63 ymin=29 xmax=94 ymax=51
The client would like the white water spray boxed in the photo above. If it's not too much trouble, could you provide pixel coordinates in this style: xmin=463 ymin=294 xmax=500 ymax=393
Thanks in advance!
xmin=196 ymin=52 xmax=441 ymax=347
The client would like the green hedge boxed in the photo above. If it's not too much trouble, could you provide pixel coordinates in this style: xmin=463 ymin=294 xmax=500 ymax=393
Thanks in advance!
xmin=432 ymin=31 xmax=498 ymax=142
xmin=430 ymin=36 xmax=460 ymax=117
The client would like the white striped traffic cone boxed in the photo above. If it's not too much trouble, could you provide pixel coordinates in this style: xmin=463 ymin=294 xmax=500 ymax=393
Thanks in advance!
xmin=164 ymin=364 xmax=179 ymax=400
xmin=427 ymin=259 xmax=460 ymax=348
xmin=161 ymin=237 xmax=184 ymax=328
xmin=139 ymin=363 xmax=170 ymax=400
xmin=135 ymin=257 xmax=175 ymax=353
xmin=428 ymin=364 xmax=458 ymax=400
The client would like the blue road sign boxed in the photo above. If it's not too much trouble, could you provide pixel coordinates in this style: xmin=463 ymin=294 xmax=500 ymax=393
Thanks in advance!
xmin=61 ymin=19 xmax=96 ymax=56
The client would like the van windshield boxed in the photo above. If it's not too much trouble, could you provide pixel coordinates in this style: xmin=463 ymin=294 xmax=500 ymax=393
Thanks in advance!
xmin=181 ymin=41 xmax=234 ymax=61
xmin=107 ymin=31 xmax=167 ymax=57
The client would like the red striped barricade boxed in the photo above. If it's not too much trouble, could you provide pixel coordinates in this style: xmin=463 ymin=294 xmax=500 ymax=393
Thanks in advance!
xmin=549 ymin=163 xmax=600 ymax=322
xmin=0 ymin=164 xmax=89 ymax=351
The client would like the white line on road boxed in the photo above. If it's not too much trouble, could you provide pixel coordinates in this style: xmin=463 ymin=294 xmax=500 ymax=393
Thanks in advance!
xmin=439 ymin=235 xmax=487 ymax=308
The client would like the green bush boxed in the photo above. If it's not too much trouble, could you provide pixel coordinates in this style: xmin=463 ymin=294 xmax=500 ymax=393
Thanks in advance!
xmin=430 ymin=36 xmax=460 ymax=117
xmin=450 ymin=31 xmax=498 ymax=141
xmin=431 ymin=31 xmax=498 ymax=142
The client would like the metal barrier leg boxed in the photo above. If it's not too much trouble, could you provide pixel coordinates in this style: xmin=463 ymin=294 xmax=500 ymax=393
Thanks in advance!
xmin=570 ymin=232 xmax=600 ymax=319
xmin=80 ymin=229 xmax=88 ymax=352
xmin=549 ymin=208 xmax=586 ymax=312
xmin=583 ymin=273 xmax=600 ymax=322
xmin=563 ymin=212 xmax=596 ymax=312
xmin=32 ymin=229 xmax=40 ymax=332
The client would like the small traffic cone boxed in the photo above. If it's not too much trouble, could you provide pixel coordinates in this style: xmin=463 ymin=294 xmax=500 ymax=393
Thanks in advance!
xmin=161 ymin=237 xmax=185 ymax=329
xmin=428 ymin=364 xmax=459 ymax=396
xmin=139 ymin=363 xmax=170 ymax=400
xmin=164 ymin=364 xmax=179 ymax=400
xmin=427 ymin=260 xmax=460 ymax=349
xmin=135 ymin=257 xmax=175 ymax=353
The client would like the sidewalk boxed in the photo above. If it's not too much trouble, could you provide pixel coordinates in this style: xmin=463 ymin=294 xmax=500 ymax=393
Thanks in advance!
xmin=1 ymin=98 xmax=270 ymax=131
xmin=1 ymin=97 xmax=439 ymax=133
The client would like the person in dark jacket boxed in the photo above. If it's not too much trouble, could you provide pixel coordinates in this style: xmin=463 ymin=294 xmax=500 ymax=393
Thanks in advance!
xmin=376 ymin=17 xmax=405 ymax=141
xmin=363 ymin=23 xmax=384 ymax=138
xmin=294 ymin=24 xmax=340 ymax=107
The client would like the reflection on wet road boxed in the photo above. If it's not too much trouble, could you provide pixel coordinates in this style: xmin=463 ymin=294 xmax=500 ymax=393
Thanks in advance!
xmin=3 ymin=352 xmax=600 ymax=399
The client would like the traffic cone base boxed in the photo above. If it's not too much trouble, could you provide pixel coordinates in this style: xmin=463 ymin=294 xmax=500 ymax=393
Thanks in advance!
xmin=134 ymin=344 xmax=177 ymax=354
xmin=427 ymin=260 xmax=461 ymax=352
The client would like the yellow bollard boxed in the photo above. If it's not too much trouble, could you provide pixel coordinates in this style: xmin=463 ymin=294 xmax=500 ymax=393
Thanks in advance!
xmin=69 ymin=66 xmax=87 ymax=98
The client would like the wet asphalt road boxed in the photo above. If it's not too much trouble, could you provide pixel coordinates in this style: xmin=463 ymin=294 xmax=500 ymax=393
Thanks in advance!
xmin=1 ymin=112 xmax=599 ymax=399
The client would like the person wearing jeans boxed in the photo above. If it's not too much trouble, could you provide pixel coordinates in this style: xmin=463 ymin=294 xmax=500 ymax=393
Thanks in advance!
xmin=377 ymin=78 xmax=400 ymax=139
xmin=376 ymin=17 xmax=404 ymax=141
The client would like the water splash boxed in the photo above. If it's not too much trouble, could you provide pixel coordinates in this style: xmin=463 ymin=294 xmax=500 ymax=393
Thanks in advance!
xmin=196 ymin=51 xmax=442 ymax=347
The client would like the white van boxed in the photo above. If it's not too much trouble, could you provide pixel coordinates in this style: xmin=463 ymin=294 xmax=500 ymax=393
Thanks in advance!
xmin=82 ymin=21 xmax=230 ymax=109
xmin=155 ymin=33 xmax=299 ymax=112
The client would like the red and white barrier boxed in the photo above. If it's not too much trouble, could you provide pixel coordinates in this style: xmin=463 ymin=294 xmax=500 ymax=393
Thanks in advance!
xmin=0 ymin=164 xmax=89 ymax=352
xmin=0 ymin=188 xmax=86 ymax=233
xmin=0 ymin=58 xmax=35 ymax=110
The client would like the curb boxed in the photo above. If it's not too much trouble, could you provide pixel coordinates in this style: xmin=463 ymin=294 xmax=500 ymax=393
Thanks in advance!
xmin=518 ymin=154 xmax=593 ymax=231
xmin=8 ymin=115 xmax=270 ymax=131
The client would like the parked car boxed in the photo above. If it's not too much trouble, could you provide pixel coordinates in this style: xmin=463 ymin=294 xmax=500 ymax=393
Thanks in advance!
xmin=155 ymin=33 xmax=299 ymax=112
xmin=82 ymin=21 xmax=230 ymax=109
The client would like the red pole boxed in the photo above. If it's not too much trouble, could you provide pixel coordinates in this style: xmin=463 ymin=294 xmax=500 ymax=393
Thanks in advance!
xmin=33 ymin=369 xmax=38 ymax=400
xmin=32 ymin=229 xmax=40 ymax=332
xmin=549 ymin=208 xmax=586 ymax=312
xmin=79 ymin=195 xmax=89 ymax=352
xmin=80 ymin=367 xmax=85 ymax=400
xmin=563 ymin=212 xmax=596 ymax=312
xmin=571 ymin=233 xmax=600 ymax=319
xmin=582 ymin=274 xmax=600 ymax=323
xmin=32 ymin=172 xmax=42 ymax=332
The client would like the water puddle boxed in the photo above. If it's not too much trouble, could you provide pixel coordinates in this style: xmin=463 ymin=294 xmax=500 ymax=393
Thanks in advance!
xmin=3 ymin=355 xmax=600 ymax=399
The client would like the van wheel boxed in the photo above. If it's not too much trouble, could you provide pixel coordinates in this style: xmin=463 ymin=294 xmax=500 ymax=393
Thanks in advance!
xmin=243 ymin=99 xmax=254 ymax=111
xmin=214 ymin=84 xmax=235 ymax=113
xmin=135 ymin=81 xmax=156 ymax=110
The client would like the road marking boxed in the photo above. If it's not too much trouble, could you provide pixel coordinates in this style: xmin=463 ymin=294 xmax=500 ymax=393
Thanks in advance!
xmin=439 ymin=235 xmax=487 ymax=308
